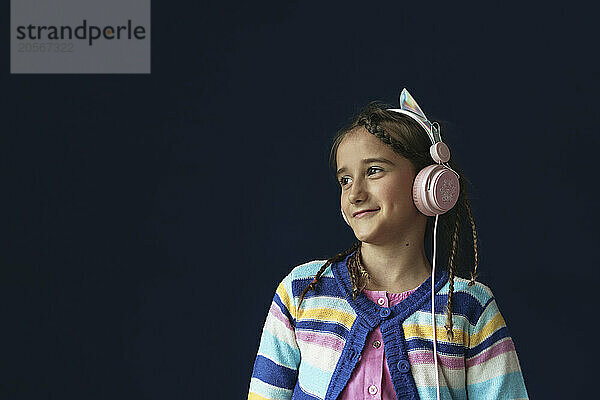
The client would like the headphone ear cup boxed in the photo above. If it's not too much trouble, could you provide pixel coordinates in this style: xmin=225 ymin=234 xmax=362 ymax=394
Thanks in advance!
xmin=341 ymin=208 xmax=350 ymax=226
xmin=413 ymin=164 xmax=460 ymax=216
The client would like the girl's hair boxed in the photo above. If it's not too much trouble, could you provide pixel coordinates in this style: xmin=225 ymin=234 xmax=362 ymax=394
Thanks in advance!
xmin=298 ymin=102 xmax=480 ymax=340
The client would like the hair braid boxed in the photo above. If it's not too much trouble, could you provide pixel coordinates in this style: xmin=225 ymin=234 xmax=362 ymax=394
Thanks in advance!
xmin=445 ymin=212 xmax=460 ymax=341
xmin=298 ymin=241 xmax=361 ymax=307
xmin=348 ymin=242 xmax=370 ymax=300
xmin=464 ymin=200 xmax=479 ymax=286
xmin=362 ymin=118 xmax=419 ymax=159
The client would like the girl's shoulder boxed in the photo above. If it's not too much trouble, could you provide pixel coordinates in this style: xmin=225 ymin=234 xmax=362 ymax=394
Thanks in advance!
xmin=274 ymin=259 xmax=332 ymax=306
xmin=444 ymin=276 xmax=496 ymax=310
xmin=284 ymin=259 xmax=331 ymax=282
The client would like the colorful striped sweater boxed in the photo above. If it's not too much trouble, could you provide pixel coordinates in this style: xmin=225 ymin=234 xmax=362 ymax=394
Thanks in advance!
xmin=248 ymin=252 xmax=528 ymax=400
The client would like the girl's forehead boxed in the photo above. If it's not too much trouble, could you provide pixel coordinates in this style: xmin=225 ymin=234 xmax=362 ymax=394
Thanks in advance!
xmin=337 ymin=129 xmax=399 ymax=161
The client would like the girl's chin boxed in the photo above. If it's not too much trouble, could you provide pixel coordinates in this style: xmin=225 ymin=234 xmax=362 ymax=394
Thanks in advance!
xmin=352 ymin=228 xmax=405 ymax=246
xmin=352 ymin=229 xmax=381 ymax=243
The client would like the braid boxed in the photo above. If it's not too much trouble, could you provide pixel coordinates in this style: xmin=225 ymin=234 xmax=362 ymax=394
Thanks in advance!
xmin=348 ymin=242 xmax=370 ymax=300
xmin=298 ymin=242 xmax=361 ymax=307
xmin=362 ymin=118 xmax=418 ymax=159
xmin=445 ymin=212 xmax=460 ymax=341
xmin=465 ymin=200 xmax=479 ymax=286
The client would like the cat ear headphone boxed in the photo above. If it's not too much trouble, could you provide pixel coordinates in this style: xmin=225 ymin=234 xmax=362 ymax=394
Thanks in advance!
xmin=340 ymin=88 xmax=459 ymax=400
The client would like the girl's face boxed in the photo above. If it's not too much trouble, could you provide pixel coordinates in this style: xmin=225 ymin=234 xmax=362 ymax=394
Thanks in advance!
xmin=336 ymin=127 xmax=423 ymax=245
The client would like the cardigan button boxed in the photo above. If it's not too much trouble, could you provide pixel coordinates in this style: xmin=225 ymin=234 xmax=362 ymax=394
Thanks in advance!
xmin=397 ymin=359 xmax=410 ymax=373
xmin=379 ymin=308 xmax=391 ymax=318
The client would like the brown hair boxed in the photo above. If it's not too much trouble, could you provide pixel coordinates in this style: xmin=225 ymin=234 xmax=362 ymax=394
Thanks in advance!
xmin=298 ymin=101 xmax=480 ymax=340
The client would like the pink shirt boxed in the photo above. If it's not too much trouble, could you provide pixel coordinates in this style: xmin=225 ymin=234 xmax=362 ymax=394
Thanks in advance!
xmin=339 ymin=287 xmax=417 ymax=400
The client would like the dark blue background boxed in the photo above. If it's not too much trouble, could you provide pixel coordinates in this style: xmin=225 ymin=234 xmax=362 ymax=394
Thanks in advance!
xmin=2 ymin=1 xmax=598 ymax=398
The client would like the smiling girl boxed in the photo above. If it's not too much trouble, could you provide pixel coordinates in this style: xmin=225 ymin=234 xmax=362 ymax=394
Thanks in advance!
xmin=248 ymin=89 xmax=528 ymax=400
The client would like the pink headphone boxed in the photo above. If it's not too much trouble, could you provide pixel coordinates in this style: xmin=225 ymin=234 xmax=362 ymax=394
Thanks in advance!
xmin=340 ymin=88 xmax=460 ymax=224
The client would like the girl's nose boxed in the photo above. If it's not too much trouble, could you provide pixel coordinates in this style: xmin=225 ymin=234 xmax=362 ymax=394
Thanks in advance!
xmin=348 ymin=178 xmax=367 ymax=204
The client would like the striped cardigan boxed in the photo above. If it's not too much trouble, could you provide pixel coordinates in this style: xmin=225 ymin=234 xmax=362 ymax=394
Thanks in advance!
xmin=248 ymin=252 xmax=528 ymax=399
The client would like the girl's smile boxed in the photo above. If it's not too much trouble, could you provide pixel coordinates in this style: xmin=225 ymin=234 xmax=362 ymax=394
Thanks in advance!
xmin=353 ymin=208 xmax=380 ymax=218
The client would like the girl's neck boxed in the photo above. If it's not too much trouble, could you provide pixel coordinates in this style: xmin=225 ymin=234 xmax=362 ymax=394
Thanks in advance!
xmin=360 ymin=241 xmax=432 ymax=293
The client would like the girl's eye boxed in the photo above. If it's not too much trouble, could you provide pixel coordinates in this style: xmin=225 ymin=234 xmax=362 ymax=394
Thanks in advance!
xmin=339 ymin=176 xmax=350 ymax=187
xmin=339 ymin=167 xmax=383 ymax=187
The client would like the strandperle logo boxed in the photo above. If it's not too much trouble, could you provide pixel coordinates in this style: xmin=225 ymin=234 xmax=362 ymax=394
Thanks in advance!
xmin=11 ymin=0 xmax=150 ymax=74
xmin=15 ymin=19 xmax=147 ymax=46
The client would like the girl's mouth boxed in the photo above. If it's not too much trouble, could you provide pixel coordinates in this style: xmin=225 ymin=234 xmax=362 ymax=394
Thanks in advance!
xmin=353 ymin=208 xmax=380 ymax=219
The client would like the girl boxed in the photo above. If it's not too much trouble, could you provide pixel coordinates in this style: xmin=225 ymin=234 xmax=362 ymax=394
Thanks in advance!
xmin=248 ymin=89 xmax=528 ymax=400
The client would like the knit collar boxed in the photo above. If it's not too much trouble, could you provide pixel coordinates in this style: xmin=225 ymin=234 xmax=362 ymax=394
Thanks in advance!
xmin=331 ymin=250 xmax=449 ymax=328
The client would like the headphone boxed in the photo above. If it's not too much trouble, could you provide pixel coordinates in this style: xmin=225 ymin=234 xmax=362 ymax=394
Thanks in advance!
xmin=340 ymin=88 xmax=460 ymax=224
